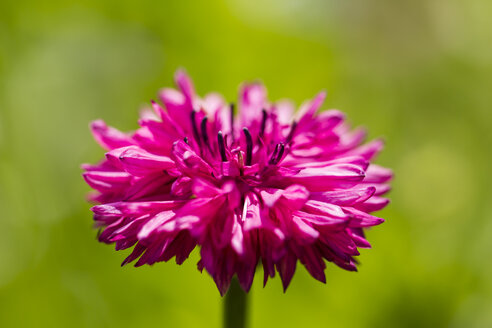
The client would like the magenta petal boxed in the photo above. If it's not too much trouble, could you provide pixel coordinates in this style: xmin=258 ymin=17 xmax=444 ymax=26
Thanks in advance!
xmin=299 ymin=247 xmax=326 ymax=283
xmin=121 ymin=243 xmax=146 ymax=266
xmin=236 ymin=261 xmax=256 ymax=292
xmin=296 ymin=91 xmax=326 ymax=127
xmin=90 ymin=120 xmax=134 ymax=151
xmin=137 ymin=211 xmax=175 ymax=240
xmin=295 ymin=211 xmax=348 ymax=227
xmin=291 ymin=216 xmax=319 ymax=244
xmin=291 ymin=164 xmax=365 ymax=191
xmin=91 ymin=200 xmax=185 ymax=217
xmin=174 ymin=69 xmax=196 ymax=107
xmin=83 ymin=171 xmax=132 ymax=192
xmin=239 ymin=82 xmax=267 ymax=128
xmin=159 ymin=88 xmax=186 ymax=110
xmin=171 ymin=231 xmax=197 ymax=264
xmin=364 ymin=164 xmax=393 ymax=183
xmin=303 ymin=200 xmax=347 ymax=220
xmin=123 ymin=173 xmax=175 ymax=201
xmin=343 ymin=207 xmax=385 ymax=227
xmin=137 ymin=119 xmax=181 ymax=153
xmin=294 ymin=156 xmax=368 ymax=170
xmin=337 ymin=126 xmax=367 ymax=151
xmin=231 ymin=214 xmax=245 ymax=255
xmin=310 ymin=187 xmax=376 ymax=206
xmin=273 ymin=100 xmax=295 ymax=125
xmin=171 ymin=176 xmax=192 ymax=197
xmin=348 ymin=139 xmax=385 ymax=160
xmin=171 ymin=140 xmax=214 ymax=176
xmin=276 ymin=251 xmax=297 ymax=292
xmin=117 ymin=146 xmax=175 ymax=176
xmin=279 ymin=185 xmax=310 ymax=211
xmin=192 ymin=178 xmax=222 ymax=198
xmin=105 ymin=148 xmax=128 ymax=169
xmin=316 ymin=110 xmax=345 ymax=130
xmin=348 ymin=228 xmax=371 ymax=248
xmin=202 ymin=93 xmax=226 ymax=117
xmin=242 ymin=193 xmax=262 ymax=231
xmin=259 ymin=189 xmax=284 ymax=208
xmin=354 ymin=196 xmax=390 ymax=212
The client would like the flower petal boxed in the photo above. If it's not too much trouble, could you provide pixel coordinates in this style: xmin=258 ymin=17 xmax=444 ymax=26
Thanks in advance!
xmin=276 ymin=251 xmax=297 ymax=292
xmin=291 ymin=164 xmax=365 ymax=191
xmin=117 ymin=146 xmax=175 ymax=176
xmin=90 ymin=120 xmax=133 ymax=151
xmin=364 ymin=164 xmax=393 ymax=183
xmin=171 ymin=140 xmax=214 ymax=176
xmin=343 ymin=207 xmax=385 ymax=227
xmin=137 ymin=211 xmax=175 ymax=241
xmin=82 ymin=171 xmax=132 ymax=192
xmin=91 ymin=200 xmax=185 ymax=217
xmin=310 ymin=187 xmax=376 ymax=206
xmin=239 ymin=82 xmax=267 ymax=128
xmin=354 ymin=196 xmax=390 ymax=212
xmin=296 ymin=91 xmax=326 ymax=127
xmin=174 ymin=69 xmax=196 ymax=107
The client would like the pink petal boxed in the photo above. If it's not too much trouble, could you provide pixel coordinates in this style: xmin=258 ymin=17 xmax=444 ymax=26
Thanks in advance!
xmin=296 ymin=91 xmax=326 ymax=127
xmin=299 ymin=247 xmax=326 ymax=283
xmin=364 ymin=164 xmax=393 ymax=183
xmin=273 ymin=100 xmax=295 ymax=125
xmin=82 ymin=171 xmax=132 ymax=192
xmin=294 ymin=211 xmax=348 ymax=227
xmin=239 ymin=82 xmax=267 ymax=127
xmin=171 ymin=140 xmax=214 ymax=176
xmin=280 ymin=184 xmax=310 ymax=211
xmin=242 ymin=193 xmax=263 ymax=231
xmin=348 ymin=139 xmax=385 ymax=160
xmin=90 ymin=120 xmax=133 ymax=151
xmin=91 ymin=200 xmax=185 ymax=217
xmin=343 ymin=207 xmax=385 ymax=227
xmin=310 ymin=187 xmax=376 ymax=206
xmin=276 ymin=251 xmax=297 ymax=292
xmin=171 ymin=176 xmax=193 ymax=197
xmin=303 ymin=200 xmax=347 ymax=220
xmin=231 ymin=214 xmax=245 ymax=255
xmin=348 ymin=228 xmax=371 ymax=248
xmin=137 ymin=211 xmax=175 ymax=240
xmin=174 ymin=69 xmax=196 ymax=107
xmin=201 ymin=93 xmax=226 ymax=117
xmin=354 ymin=196 xmax=390 ymax=212
xmin=291 ymin=216 xmax=319 ymax=244
xmin=117 ymin=146 xmax=175 ymax=176
xmin=291 ymin=164 xmax=365 ymax=191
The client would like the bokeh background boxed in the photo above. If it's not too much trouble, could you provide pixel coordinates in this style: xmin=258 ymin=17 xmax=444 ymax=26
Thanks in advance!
xmin=1 ymin=0 xmax=491 ymax=327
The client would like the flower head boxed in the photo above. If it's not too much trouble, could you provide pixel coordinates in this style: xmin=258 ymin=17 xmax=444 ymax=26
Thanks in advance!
xmin=83 ymin=70 xmax=392 ymax=295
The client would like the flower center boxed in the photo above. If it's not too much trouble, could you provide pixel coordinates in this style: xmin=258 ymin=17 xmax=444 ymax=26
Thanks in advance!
xmin=187 ymin=104 xmax=296 ymax=181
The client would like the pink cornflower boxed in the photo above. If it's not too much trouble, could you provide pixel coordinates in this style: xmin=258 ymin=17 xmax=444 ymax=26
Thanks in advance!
xmin=83 ymin=70 xmax=392 ymax=295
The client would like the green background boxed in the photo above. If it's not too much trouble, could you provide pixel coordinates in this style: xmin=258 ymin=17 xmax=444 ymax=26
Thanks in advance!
xmin=1 ymin=0 xmax=491 ymax=327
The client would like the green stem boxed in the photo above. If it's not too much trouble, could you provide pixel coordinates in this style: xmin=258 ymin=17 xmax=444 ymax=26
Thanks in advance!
xmin=223 ymin=278 xmax=248 ymax=328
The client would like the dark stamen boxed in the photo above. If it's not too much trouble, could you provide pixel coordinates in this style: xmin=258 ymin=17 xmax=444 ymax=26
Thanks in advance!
xmin=260 ymin=109 xmax=267 ymax=138
xmin=229 ymin=103 xmax=235 ymax=141
xmin=274 ymin=143 xmax=285 ymax=164
xmin=268 ymin=144 xmax=280 ymax=165
xmin=191 ymin=111 xmax=201 ymax=145
xmin=183 ymin=137 xmax=189 ymax=144
xmin=268 ymin=143 xmax=285 ymax=165
xmin=201 ymin=117 xmax=209 ymax=147
xmin=243 ymin=128 xmax=253 ymax=166
xmin=285 ymin=121 xmax=298 ymax=144
xmin=217 ymin=131 xmax=227 ymax=162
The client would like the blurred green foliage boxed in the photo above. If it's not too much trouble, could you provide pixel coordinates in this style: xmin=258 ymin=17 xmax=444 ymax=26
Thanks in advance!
xmin=1 ymin=0 xmax=492 ymax=327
